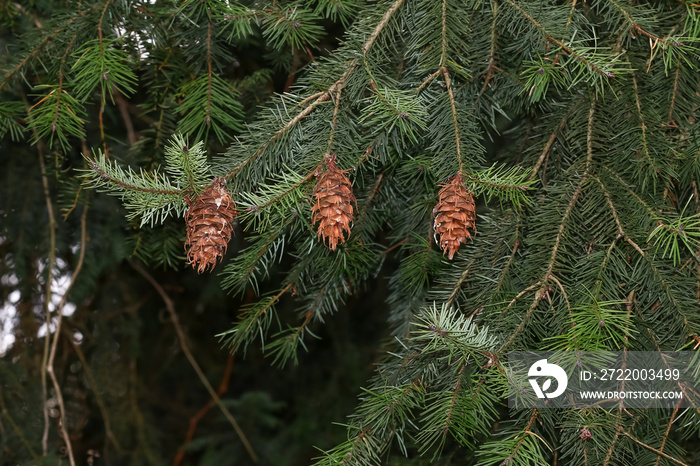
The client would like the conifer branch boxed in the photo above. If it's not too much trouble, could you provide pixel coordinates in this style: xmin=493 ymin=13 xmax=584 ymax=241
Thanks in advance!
xmin=480 ymin=0 xmax=499 ymax=95
xmin=549 ymin=274 xmax=570 ymax=312
xmin=446 ymin=262 xmax=473 ymax=308
xmin=206 ymin=19 xmax=213 ymax=129
xmin=668 ymin=66 xmax=681 ymax=125
xmin=494 ymin=227 xmax=520 ymax=294
xmin=87 ymin=161 xmax=182 ymax=195
xmin=503 ymin=409 xmax=539 ymax=464
xmin=623 ymin=432 xmax=688 ymax=466
xmin=605 ymin=0 xmax=664 ymax=43
xmin=441 ymin=67 xmax=463 ymax=173
xmin=0 ymin=5 xmax=96 ymax=92
xmin=416 ymin=69 xmax=441 ymax=94
xmin=441 ymin=357 xmax=467 ymax=437
xmin=630 ymin=67 xmax=660 ymax=175
xmin=596 ymin=176 xmax=646 ymax=257
xmin=97 ymin=0 xmax=115 ymax=153
xmin=505 ymin=281 xmax=542 ymax=312
xmin=654 ymin=400 xmax=682 ymax=466
xmin=529 ymin=112 xmax=569 ymax=181
xmin=225 ymin=94 xmax=331 ymax=180
xmin=502 ymin=102 xmax=595 ymax=350
xmin=249 ymin=171 xmax=316 ymax=211
xmin=504 ymin=0 xmax=613 ymax=77
xmin=52 ymin=35 xmax=77 ymax=133
xmin=224 ymin=0 xmax=407 ymax=180
xmin=325 ymin=83 xmax=343 ymax=156
xmin=440 ymin=0 xmax=448 ymax=66
xmin=354 ymin=173 xmax=384 ymax=227
xmin=601 ymin=165 xmax=657 ymax=218
xmin=363 ymin=0 xmax=407 ymax=55
xmin=501 ymin=288 xmax=544 ymax=351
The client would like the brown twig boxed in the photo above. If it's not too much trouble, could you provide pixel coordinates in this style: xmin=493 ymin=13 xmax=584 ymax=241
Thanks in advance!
xmin=325 ymin=83 xmax=343 ymax=157
xmin=596 ymin=177 xmax=646 ymax=257
xmin=97 ymin=0 xmax=115 ymax=155
xmin=52 ymin=35 xmax=78 ymax=138
xmin=529 ymin=112 xmax=569 ymax=181
xmin=667 ymin=66 xmax=680 ymax=126
xmin=442 ymin=67 xmax=463 ymax=173
xmin=479 ymin=1 xmax=498 ymax=96
xmin=173 ymin=354 xmax=236 ymax=466
xmin=654 ymin=399 xmax=682 ymax=466
xmin=624 ymin=432 xmax=688 ymax=466
xmin=130 ymin=262 xmax=259 ymax=463
xmin=629 ymin=66 xmax=660 ymax=174
xmin=206 ymin=20 xmax=213 ymax=130
xmin=415 ymin=69 xmax=441 ymax=94
xmin=36 ymin=138 xmax=57 ymax=458
xmin=503 ymin=409 xmax=539 ymax=464
xmin=45 ymin=204 xmax=89 ymax=466
xmin=446 ymin=262 xmax=474 ymax=308
xmin=114 ymin=92 xmax=137 ymax=145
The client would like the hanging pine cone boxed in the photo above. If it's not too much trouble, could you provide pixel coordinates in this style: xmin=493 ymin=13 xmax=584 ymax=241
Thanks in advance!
xmin=185 ymin=177 xmax=237 ymax=273
xmin=433 ymin=172 xmax=476 ymax=260
xmin=311 ymin=153 xmax=356 ymax=251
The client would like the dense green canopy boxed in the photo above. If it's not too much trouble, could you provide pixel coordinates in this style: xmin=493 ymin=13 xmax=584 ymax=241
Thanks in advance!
xmin=1 ymin=0 xmax=700 ymax=465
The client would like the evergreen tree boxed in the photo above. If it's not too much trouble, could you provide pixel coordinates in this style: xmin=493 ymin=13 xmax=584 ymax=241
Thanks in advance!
xmin=2 ymin=0 xmax=700 ymax=465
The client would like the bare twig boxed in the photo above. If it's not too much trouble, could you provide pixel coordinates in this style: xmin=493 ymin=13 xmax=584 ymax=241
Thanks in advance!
xmin=173 ymin=355 xmax=235 ymax=466
xmin=45 ymin=205 xmax=89 ymax=466
xmin=442 ymin=67 xmax=463 ymax=173
xmin=130 ymin=262 xmax=259 ymax=463
xmin=624 ymin=432 xmax=688 ymax=466
xmin=114 ymin=92 xmax=137 ymax=145
xmin=37 ymin=138 xmax=57 ymax=458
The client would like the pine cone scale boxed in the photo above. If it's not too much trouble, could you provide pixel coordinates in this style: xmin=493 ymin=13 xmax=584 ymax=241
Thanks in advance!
xmin=185 ymin=177 xmax=237 ymax=273
xmin=433 ymin=172 xmax=476 ymax=260
xmin=312 ymin=154 xmax=355 ymax=251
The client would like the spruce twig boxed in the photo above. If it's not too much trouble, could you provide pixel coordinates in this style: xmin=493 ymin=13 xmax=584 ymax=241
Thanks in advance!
xmin=224 ymin=0 xmax=408 ymax=180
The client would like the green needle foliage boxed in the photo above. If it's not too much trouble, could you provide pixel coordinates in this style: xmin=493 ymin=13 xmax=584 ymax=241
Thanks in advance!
xmin=2 ymin=0 xmax=700 ymax=465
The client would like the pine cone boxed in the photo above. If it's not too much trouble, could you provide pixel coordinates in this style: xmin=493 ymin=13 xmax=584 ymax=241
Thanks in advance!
xmin=433 ymin=172 xmax=476 ymax=260
xmin=311 ymin=154 xmax=355 ymax=251
xmin=185 ymin=177 xmax=237 ymax=273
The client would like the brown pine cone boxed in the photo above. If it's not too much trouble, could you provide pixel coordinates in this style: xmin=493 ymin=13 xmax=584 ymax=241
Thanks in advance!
xmin=185 ymin=177 xmax=237 ymax=273
xmin=311 ymin=154 xmax=356 ymax=251
xmin=433 ymin=172 xmax=476 ymax=260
